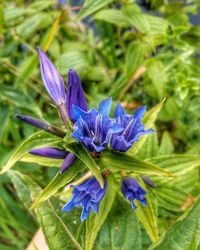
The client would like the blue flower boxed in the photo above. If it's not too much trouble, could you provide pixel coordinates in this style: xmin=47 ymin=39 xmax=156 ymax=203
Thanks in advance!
xmin=72 ymin=98 xmax=123 ymax=152
xmin=121 ymin=177 xmax=147 ymax=209
xmin=110 ymin=103 xmax=154 ymax=152
xmin=62 ymin=177 xmax=107 ymax=221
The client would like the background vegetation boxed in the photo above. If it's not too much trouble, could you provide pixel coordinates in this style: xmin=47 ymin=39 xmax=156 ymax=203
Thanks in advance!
xmin=1 ymin=0 xmax=200 ymax=249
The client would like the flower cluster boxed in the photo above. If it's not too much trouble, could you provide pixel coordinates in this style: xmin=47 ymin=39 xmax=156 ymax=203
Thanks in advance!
xmin=16 ymin=48 xmax=154 ymax=221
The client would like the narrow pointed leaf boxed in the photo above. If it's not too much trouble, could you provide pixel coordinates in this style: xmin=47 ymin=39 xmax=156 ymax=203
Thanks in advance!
xmin=66 ymin=143 xmax=104 ymax=188
xmin=31 ymin=160 xmax=82 ymax=209
xmin=85 ymin=174 xmax=118 ymax=250
xmin=100 ymin=151 xmax=174 ymax=177
xmin=128 ymin=100 xmax=164 ymax=155
xmin=0 ymin=131 xmax=62 ymax=175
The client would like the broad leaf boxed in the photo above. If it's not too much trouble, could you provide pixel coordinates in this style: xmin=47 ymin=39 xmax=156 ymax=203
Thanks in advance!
xmin=0 ymin=131 xmax=62 ymax=175
xmin=31 ymin=160 xmax=82 ymax=209
xmin=150 ymin=196 xmax=200 ymax=250
xmin=94 ymin=199 xmax=141 ymax=250
xmin=94 ymin=9 xmax=130 ymax=27
xmin=99 ymin=151 xmax=174 ymax=176
xmin=135 ymin=179 xmax=159 ymax=243
xmin=77 ymin=0 xmax=115 ymax=20
xmin=85 ymin=174 xmax=118 ymax=250
xmin=66 ymin=143 xmax=104 ymax=188
xmin=9 ymin=170 xmax=82 ymax=250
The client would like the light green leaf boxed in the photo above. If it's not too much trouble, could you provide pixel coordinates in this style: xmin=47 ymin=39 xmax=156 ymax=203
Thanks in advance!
xmin=158 ymin=131 xmax=174 ymax=155
xmin=85 ymin=174 xmax=118 ymax=250
xmin=94 ymin=9 xmax=130 ymax=27
xmin=125 ymin=41 xmax=147 ymax=78
xmin=150 ymin=196 xmax=200 ymax=250
xmin=149 ymin=155 xmax=200 ymax=176
xmin=135 ymin=179 xmax=159 ymax=243
xmin=31 ymin=160 xmax=82 ymax=209
xmin=66 ymin=143 xmax=104 ymax=188
xmin=100 ymin=151 xmax=174 ymax=176
xmin=77 ymin=0 xmax=115 ymax=20
xmin=9 ymin=170 xmax=82 ymax=250
xmin=128 ymin=100 xmax=164 ymax=155
xmin=94 ymin=199 xmax=141 ymax=250
xmin=146 ymin=59 xmax=167 ymax=99
xmin=20 ymin=153 xmax=63 ymax=167
xmin=0 ymin=131 xmax=62 ymax=175
xmin=136 ymin=132 xmax=159 ymax=159
xmin=57 ymin=51 xmax=89 ymax=75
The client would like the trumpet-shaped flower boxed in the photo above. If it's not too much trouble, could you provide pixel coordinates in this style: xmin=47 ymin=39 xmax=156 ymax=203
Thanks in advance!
xmin=72 ymin=98 xmax=123 ymax=152
xmin=66 ymin=69 xmax=87 ymax=123
xmin=110 ymin=104 xmax=154 ymax=152
xmin=62 ymin=177 xmax=107 ymax=221
xmin=121 ymin=178 xmax=147 ymax=209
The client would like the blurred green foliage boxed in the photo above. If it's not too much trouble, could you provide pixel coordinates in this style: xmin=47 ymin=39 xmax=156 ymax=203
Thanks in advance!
xmin=1 ymin=0 xmax=200 ymax=249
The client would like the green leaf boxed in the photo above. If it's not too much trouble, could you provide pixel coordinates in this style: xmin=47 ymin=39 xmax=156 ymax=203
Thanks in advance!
xmin=20 ymin=153 xmax=63 ymax=167
xmin=149 ymin=155 xmax=200 ymax=177
xmin=146 ymin=59 xmax=167 ymax=99
xmin=128 ymin=100 xmax=165 ymax=155
xmin=31 ymin=160 xmax=82 ymax=209
xmin=136 ymin=132 xmax=159 ymax=159
xmin=94 ymin=9 xmax=130 ymax=27
xmin=77 ymin=0 xmax=115 ymax=20
xmin=125 ymin=42 xmax=147 ymax=78
xmin=9 ymin=170 xmax=82 ymax=250
xmin=0 ymin=85 xmax=42 ymax=117
xmin=85 ymin=174 xmax=118 ymax=250
xmin=99 ymin=151 xmax=174 ymax=177
xmin=94 ymin=199 xmax=141 ymax=250
xmin=150 ymin=196 xmax=200 ymax=250
xmin=66 ymin=143 xmax=104 ymax=188
xmin=158 ymin=131 xmax=174 ymax=155
xmin=135 ymin=179 xmax=159 ymax=243
xmin=57 ymin=51 xmax=89 ymax=75
xmin=0 ymin=131 xmax=62 ymax=175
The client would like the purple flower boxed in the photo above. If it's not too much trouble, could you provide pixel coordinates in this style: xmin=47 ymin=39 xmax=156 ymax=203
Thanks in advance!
xmin=29 ymin=147 xmax=67 ymax=159
xmin=16 ymin=114 xmax=49 ymax=131
xmin=121 ymin=177 xmax=147 ymax=209
xmin=72 ymin=98 xmax=123 ymax=152
xmin=142 ymin=176 xmax=155 ymax=188
xmin=37 ymin=47 xmax=66 ymax=107
xmin=60 ymin=153 xmax=76 ymax=173
xmin=110 ymin=104 xmax=154 ymax=152
xmin=62 ymin=177 xmax=107 ymax=221
xmin=66 ymin=69 xmax=87 ymax=123
xmin=29 ymin=147 xmax=75 ymax=173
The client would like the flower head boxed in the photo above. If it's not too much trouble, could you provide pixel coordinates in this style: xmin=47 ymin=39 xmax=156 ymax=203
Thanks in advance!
xmin=37 ymin=47 xmax=66 ymax=106
xmin=62 ymin=177 xmax=107 ymax=221
xmin=110 ymin=104 xmax=154 ymax=152
xmin=72 ymin=98 xmax=123 ymax=152
xmin=66 ymin=69 xmax=87 ymax=123
xmin=121 ymin=177 xmax=147 ymax=209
